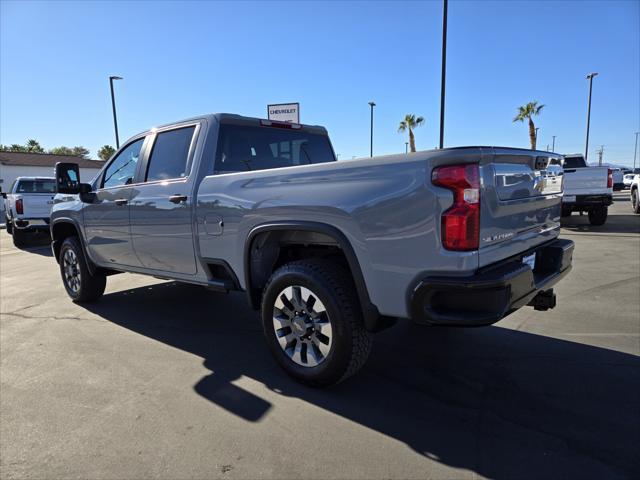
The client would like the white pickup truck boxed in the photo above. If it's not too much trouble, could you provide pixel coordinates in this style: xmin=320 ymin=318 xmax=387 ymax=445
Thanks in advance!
xmin=2 ymin=176 xmax=56 ymax=246
xmin=560 ymin=154 xmax=612 ymax=225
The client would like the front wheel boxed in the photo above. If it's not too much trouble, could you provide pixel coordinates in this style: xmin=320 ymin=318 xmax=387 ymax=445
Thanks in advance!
xmin=59 ymin=236 xmax=106 ymax=302
xmin=632 ymin=189 xmax=640 ymax=214
xmin=261 ymin=259 xmax=373 ymax=387
xmin=588 ymin=206 xmax=608 ymax=226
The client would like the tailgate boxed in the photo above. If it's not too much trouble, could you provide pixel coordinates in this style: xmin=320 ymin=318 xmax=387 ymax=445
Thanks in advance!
xmin=563 ymin=167 xmax=609 ymax=196
xmin=479 ymin=148 xmax=563 ymax=268
xmin=21 ymin=193 xmax=55 ymax=218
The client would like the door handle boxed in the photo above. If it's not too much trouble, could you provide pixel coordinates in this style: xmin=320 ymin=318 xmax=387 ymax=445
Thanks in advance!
xmin=114 ymin=198 xmax=128 ymax=206
xmin=169 ymin=194 xmax=187 ymax=204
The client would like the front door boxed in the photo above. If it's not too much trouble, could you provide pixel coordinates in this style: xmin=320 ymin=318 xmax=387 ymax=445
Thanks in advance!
xmin=83 ymin=137 xmax=145 ymax=267
xmin=129 ymin=124 xmax=199 ymax=275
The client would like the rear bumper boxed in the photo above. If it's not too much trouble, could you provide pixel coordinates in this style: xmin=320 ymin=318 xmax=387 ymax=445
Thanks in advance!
xmin=410 ymin=238 xmax=574 ymax=326
xmin=563 ymin=194 xmax=612 ymax=209
xmin=13 ymin=218 xmax=50 ymax=230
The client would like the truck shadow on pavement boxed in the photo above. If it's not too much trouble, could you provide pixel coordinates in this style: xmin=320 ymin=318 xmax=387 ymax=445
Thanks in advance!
xmin=561 ymin=213 xmax=640 ymax=234
xmin=84 ymin=282 xmax=640 ymax=479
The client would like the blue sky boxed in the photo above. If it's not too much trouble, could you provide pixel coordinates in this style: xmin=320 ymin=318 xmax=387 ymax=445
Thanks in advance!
xmin=1 ymin=0 xmax=639 ymax=166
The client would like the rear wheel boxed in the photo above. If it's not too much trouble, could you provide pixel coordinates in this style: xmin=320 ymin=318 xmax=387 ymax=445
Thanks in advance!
xmin=59 ymin=236 xmax=106 ymax=302
xmin=5 ymin=217 xmax=13 ymax=234
xmin=588 ymin=206 xmax=608 ymax=226
xmin=632 ymin=189 xmax=640 ymax=214
xmin=12 ymin=228 xmax=26 ymax=247
xmin=261 ymin=259 xmax=373 ymax=387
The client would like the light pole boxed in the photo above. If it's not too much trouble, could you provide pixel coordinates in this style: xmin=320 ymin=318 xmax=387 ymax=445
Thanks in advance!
xmin=439 ymin=0 xmax=448 ymax=149
xmin=552 ymin=135 xmax=556 ymax=152
xmin=535 ymin=127 xmax=540 ymax=147
xmin=634 ymin=132 xmax=639 ymax=171
xmin=585 ymin=72 xmax=598 ymax=162
xmin=405 ymin=142 xmax=409 ymax=154
xmin=109 ymin=75 xmax=123 ymax=148
xmin=368 ymin=101 xmax=376 ymax=157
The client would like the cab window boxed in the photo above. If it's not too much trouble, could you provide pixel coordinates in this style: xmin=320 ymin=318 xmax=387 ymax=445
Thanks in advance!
xmin=145 ymin=126 xmax=196 ymax=182
xmin=102 ymin=138 xmax=144 ymax=188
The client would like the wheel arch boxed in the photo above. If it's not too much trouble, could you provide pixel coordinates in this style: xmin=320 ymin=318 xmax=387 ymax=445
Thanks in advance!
xmin=243 ymin=221 xmax=385 ymax=332
xmin=50 ymin=219 xmax=96 ymax=274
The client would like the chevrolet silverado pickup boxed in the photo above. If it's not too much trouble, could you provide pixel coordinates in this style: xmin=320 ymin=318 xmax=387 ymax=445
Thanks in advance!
xmin=560 ymin=154 xmax=612 ymax=225
xmin=51 ymin=113 xmax=574 ymax=386
xmin=2 ymin=176 xmax=56 ymax=247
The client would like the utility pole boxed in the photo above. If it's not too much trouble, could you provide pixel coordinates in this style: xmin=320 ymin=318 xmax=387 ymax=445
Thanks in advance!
xmin=368 ymin=101 xmax=376 ymax=157
xmin=546 ymin=144 xmax=550 ymax=152
xmin=439 ymin=0 xmax=448 ymax=149
xmin=634 ymin=132 xmax=639 ymax=171
xmin=597 ymin=145 xmax=604 ymax=166
xmin=585 ymin=72 xmax=598 ymax=162
xmin=405 ymin=142 xmax=409 ymax=154
xmin=109 ymin=75 xmax=123 ymax=148
xmin=552 ymin=135 xmax=556 ymax=152
xmin=535 ymin=127 xmax=540 ymax=147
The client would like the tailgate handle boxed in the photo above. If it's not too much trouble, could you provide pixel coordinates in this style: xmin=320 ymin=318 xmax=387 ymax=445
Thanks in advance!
xmin=114 ymin=198 xmax=128 ymax=206
xmin=169 ymin=194 xmax=187 ymax=204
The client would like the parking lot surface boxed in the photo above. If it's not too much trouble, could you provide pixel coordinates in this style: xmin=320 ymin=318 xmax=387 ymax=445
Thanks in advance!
xmin=1 ymin=193 xmax=639 ymax=479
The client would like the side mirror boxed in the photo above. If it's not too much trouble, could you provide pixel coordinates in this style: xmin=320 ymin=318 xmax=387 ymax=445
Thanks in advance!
xmin=55 ymin=162 xmax=81 ymax=194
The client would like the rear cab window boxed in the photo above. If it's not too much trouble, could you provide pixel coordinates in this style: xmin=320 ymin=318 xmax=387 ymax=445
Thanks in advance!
xmin=16 ymin=179 xmax=56 ymax=193
xmin=215 ymin=124 xmax=335 ymax=173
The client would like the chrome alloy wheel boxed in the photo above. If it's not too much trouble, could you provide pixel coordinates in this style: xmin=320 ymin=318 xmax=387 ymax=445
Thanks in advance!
xmin=272 ymin=286 xmax=333 ymax=367
xmin=62 ymin=248 xmax=81 ymax=293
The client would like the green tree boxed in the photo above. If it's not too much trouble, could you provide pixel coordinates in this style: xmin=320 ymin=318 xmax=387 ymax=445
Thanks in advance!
xmin=97 ymin=145 xmax=116 ymax=161
xmin=513 ymin=101 xmax=544 ymax=150
xmin=49 ymin=146 xmax=90 ymax=158
xmin=398 ymin=114 xmax=425 ymax=153
xmin=25 ymin=139 xmax=44 ymax=153
xmin=49 ymin=146 xmax=74 ymax=156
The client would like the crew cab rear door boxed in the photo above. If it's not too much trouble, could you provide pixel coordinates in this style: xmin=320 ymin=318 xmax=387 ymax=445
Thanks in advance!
xmin=479 ymin=148 xmax=563 ymax=268
xmin=129 ymin=121 xmax=202 ymax=275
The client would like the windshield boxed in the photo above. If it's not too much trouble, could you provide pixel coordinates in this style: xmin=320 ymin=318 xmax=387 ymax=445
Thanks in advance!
xmin=16 ymin=179 xmax=56 ymax=194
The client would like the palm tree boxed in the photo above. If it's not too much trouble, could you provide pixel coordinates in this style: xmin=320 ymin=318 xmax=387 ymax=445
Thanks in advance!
xmin=513 ymin=101 xmax=544 ymax=149
xmin=398 ymin=114 xmax=425 ymax=153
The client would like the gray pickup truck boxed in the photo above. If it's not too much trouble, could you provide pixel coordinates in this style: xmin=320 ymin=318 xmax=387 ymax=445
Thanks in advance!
xmin=51 ymin=113 xmax=574 ymax=386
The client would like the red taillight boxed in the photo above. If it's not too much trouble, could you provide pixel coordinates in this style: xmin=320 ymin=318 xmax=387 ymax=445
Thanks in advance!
xmin=607 ymin=169 xmax=613 ymax=189
xmin=432 ymin=164 xmax=480 ymax=251
xmin=15 ymin=198 xmax=24 ymax=215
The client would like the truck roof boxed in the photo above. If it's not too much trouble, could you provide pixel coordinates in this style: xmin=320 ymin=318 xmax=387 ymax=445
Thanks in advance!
xmin=13 ymin=176 xmax=55 ymax=181
xmin=138 ymin=113 xmax=329 ymax=138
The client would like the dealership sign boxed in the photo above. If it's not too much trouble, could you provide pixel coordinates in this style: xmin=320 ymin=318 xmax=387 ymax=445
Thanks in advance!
xmin=268 ymin=103 xmax=300 ymax=123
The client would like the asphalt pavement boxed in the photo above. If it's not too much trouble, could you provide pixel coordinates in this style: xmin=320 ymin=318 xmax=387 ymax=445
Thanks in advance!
xmin=1 ymin=193 xmax=639 ymax=479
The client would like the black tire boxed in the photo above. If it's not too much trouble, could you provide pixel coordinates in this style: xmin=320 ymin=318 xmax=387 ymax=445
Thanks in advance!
xmin=12 ymin=228 xmax=26 ymax=247
xmin=261 ymin=259 xmax=373 ymax=387
xmin=59 ymin=236 xmax=106 ymax=302
xmin=588 ymin=206 xmax=608 ymax=226
xmin=5 ymin=217 xmax=13 ymax=235
xmin=632 ymin=189 xmax=640 ymax=214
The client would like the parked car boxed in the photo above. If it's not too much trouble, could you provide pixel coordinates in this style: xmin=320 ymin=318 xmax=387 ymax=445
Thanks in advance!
xmin=623 ymin=172 xmax=636 ymax=189
xmin=2 ymin=176 xmax=56 ymax=246
xmin=560 ymin=154 xmax=613 ymax=225
xmin=630 ymin=174 xmax=640 ymax=214
xmin=50 ymin=114 xmax=574 ymax=386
